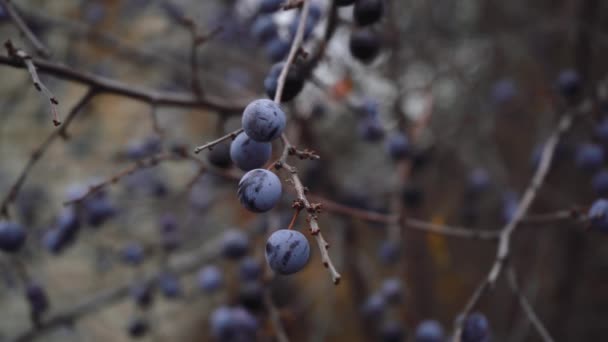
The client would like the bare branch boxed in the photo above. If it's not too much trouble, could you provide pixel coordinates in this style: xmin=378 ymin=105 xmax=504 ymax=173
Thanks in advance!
xmin=507 ymin=267 xmax=555 ymax=342
xmin=453 ymin=112 xmax=575 ymax=341
xmin=193 ymin=128 xmax=243 ymax=154
xmin=0 ymin=88 xmax=97 ymax=218
xmin=0 ymin=55 xmax=249 ymax=113
xmin=0 ymin=0 xmax=51 ymax=58
xmin=5 ymin=40 xmax=59 ymax=125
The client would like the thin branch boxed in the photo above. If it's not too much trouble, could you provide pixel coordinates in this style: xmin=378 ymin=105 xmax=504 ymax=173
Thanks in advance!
xmin=5 ymin=41 xmax=59 ymax=125
xmin=264 ymin=290 xmax=290 ymax=342
xmin=193 ymin=128 xmax=243 ymax=154
xmin=453 ymin=112 xmax=575 ymax=341
xmin=0 ymin=55 xmax=248 ymax=113
xmin=506 ymin=267 xmax=555 ymax=342
xmin=0 ymin=88 xmax=97 ymax=218
xmin=63 ymin=150 xmax=203 ymax=206
xmin=0 ymin=0 xmax=51 ymax=58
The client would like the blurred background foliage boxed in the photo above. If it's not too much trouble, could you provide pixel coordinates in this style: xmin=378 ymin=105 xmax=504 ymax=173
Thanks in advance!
xmin=1 ymin=0 xmax=608 ymax=341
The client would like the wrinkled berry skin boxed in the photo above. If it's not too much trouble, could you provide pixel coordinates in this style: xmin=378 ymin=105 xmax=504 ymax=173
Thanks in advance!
xmin=242 ymin=99 xmax=286 ymax=142
xmin=238 ymin=169 xmax=282 ymax=213
xmin=415 ymin=320 xmax=444 ymax=342
xmin=350 ymin=29 xmax=381 ymax=63
xmin=264 ymin=62 xmax=305 ymax=102
xmin=230 ymin=132 xmax=272 ymax=171
xmin=589 ymin=198 xmax=608 ymax=232
xmin=354 ymin=0 xmax=384 ymax=26
xmin=461 ymin=312 xmax=491 ymax=342
xmin=0 ymin=221 xmax=26 ymax=253
xmin=265 ymin=229 xmax=310 ymax=275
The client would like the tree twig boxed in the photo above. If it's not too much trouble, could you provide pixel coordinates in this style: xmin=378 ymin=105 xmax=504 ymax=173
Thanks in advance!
xmin=0 ymin=0 xmax=51 ymax=58
xmin=193 ymin=128 xmax=243 ymax=154
xmin=452 ymin=112 xmax=575 ymax=341
xmin=0 ymin=55 xmax=248 ymax=113
xmin=506 ymin=266 xmax=555 ymax=342
xmin=0 ymin=88 xmax=97 ymax=218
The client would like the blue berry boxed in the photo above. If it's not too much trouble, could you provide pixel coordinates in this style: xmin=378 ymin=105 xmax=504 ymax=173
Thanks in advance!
xmin=490 ymin=79 xmax=517 ymax=105
xmin=288 ymin=11 xmax=318 ymax=41
xmin=386 ymin=132 xmax=410 ymax=160
xmin=588 ymin=198 xmax=608 ymax=232
xmin=592 ymin=170 xmax=608 ymax=196
xmin=221 ymin=229 xmax=250 ymax=259
xmin=556 ymin=69 xmax=581 ymax=99
xmin=361 ymin=292 xmax=386 ymax=318
xmin=265 ymin=38 xmax=290 ymax=62
xmin=238 ymin=281 xmax=265 ymax=311
xmin=380 ymin=278 xmax=403 ymax=302
xmin=43 ymin=208 xmax=81 ymax=254
xmin=210 ymin=306 xmax=258 ymax=341
xmin=127 ymin=317 xmax=149 ymax=338
xmin=265 ymin=229 xmax=310 ymax=275
xmin=130 ymin=282 xmax=154 ymax=308
xmin=467 ymin=168 xmax=490 ymax=195
xmin=197 ymin=265 xmax=223 ymax=293
xmin=258 ymin=0 xmax=283 ymax=14
xmin=159 ymin=213 xmax=180 ymax=252
xmin=158 ymin=272 xmax=181 ymax=299
xmin=121 ymin=242 xmax=144 ymax=266
xmin=596 ymin=117 xmax=608 ymax=143
xmin=207 ymin=141 xmax=233 ymax=169
xmin=378 ymin=240 xmax=400 ymax=264
xmin=575 ymin=143 xmax=604 ymax=171
xmin=239 ymin=257 xmax=262 ymax=281
xmin=238 ymin=169 xmax=282 ymax=212
xmin=350 ymin=28 xmax=381 ymax=63
xmin=415 ymin=320 xmax=444 ymax=342
xmin=0 ymin=221 xmax=26 ymax=253
xmin=230 ymin=132 xmax=272 ymax=171
xmin=25 ymin=282 xmax=49 ymax=320
xmin=354 ymin=0 xmax=384 ymax=26
xmin=251 ymin=15 xmax=277 ymax=43
xmin=242 ymin=99 xmax=286 ymax=142
xmin=264 ymin=62 xmax=305 ymax=102
xmin=380 ymin=320 xmax=406 ymax=342
xmin=461 ymin=312 xmax=490 ymax=342
xmin=84 ymin=195 xmax=116 ymax=227
xmin=359 ymin=116 xmax=385 ymax=141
